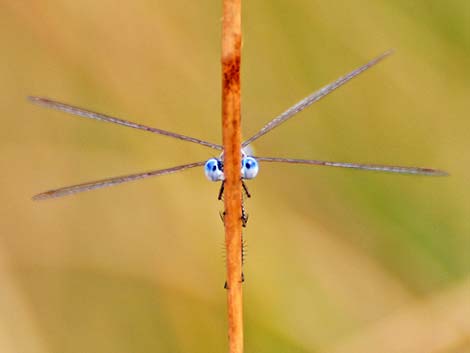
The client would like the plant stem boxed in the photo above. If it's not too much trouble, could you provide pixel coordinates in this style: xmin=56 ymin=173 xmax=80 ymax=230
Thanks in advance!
xmin=221 ymin=0 xmax=243 ymax=352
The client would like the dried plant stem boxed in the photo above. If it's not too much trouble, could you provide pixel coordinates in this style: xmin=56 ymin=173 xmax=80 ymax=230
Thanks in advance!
xmin=221 ymin=0 xmax=243 ymax=352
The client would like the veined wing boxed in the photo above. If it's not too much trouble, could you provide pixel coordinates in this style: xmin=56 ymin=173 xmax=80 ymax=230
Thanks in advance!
xmin=242 ymin=50 xmax=393 ymax=148
xmin=29 ymin=96 xmax=223 ymax=151
xmin=255 ymin=157 xmax=448 ymax=176
xmin=33 ymin=161 xmax=206 ymax=200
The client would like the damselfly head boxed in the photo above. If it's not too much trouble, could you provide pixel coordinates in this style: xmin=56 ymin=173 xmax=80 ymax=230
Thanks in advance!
xmin=241 ymin=157 xmax=259 ymax=179
xmin=205 ymin=150 xmax=259 ymax=182
xmin=204 ymin=158 xmax=224 ymax=181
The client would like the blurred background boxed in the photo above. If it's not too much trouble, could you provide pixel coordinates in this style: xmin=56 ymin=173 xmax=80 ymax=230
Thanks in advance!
xmin=1 ymin=1 xmax=469 ymax=352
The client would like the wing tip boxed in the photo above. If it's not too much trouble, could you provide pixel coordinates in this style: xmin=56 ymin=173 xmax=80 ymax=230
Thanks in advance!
xmin=32 ymin=192 xmax=53 ymax=201
xmin=27 ymin=96 xmax=49 ymax=105
xmin=372 ymin=49 xmax=395 ymax=64
xmin=382 ymin=48 xmax=396 ymax=57
xmin=426 ymin=169 xmax=449 ymax=177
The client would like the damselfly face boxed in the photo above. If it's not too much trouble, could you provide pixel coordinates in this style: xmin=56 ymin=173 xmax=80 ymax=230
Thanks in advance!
xmin=29 ymin=50 xmax=447 ymax=201
xmin=204 ymin=153 xmax=260 ymax=182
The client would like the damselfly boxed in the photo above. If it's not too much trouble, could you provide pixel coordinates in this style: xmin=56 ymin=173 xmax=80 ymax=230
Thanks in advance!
xmin=30 ymin=51 xmax=446 ymax=206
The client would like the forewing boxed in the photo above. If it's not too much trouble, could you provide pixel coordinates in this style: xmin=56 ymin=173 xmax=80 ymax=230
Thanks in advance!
xmin=242 ymin=50 xmax=393 ymax=147
xmin=29 ymin=96 xmax=223 ymax=150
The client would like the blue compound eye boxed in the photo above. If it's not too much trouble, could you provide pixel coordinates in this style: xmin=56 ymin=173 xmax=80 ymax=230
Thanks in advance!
xmin=204 ymin=158 xmax=224 ymax=181
xmin=241 ymin=157 xmax=259 ymax=180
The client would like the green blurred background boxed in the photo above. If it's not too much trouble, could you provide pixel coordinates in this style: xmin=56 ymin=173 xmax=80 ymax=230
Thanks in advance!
xmin=1 ymin=1 xmax=469 ymax=352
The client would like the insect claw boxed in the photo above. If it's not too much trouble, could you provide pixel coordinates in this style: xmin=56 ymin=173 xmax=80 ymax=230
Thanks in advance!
xmin=219 ymin=210 xmax=226 ymax=225
xmin=223 ymin=273 xmax=245 ymax=289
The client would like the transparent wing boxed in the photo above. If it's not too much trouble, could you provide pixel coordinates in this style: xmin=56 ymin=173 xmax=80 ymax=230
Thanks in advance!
xmin=29 ymin=96 xmax=223 ymax=151
xmin=255 ymin=157 xmax=448 ymax=176
xmin=33 ymin=161 xmax=206 ymax=200
xmin=242 ymin=50 xmax=393 ymax=148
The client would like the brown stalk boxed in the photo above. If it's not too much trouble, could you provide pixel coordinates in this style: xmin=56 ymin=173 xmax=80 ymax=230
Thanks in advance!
xmin=221 ymin=0 xmax=243 ymax=352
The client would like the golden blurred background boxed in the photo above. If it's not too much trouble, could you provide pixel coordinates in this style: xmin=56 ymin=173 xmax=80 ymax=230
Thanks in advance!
xmin=1 ymin=1 xmax=469 ymax=352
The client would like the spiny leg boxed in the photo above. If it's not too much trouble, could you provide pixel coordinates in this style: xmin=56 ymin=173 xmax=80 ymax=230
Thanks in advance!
xmin=217 ymin=180 xmax=225 ymax=200
xmin=219 ymin=180 xmax=250 ymax=227
xmin=219 ymin=210 xmax=226 ymax=225
xmin=220 ymin=183 xmax=249 ymax=288
xmin=241 ymin=180 xmax=251 ymax=198
xmin=219 ymin=180 xmax=249 ymax=287
xmin=218 ymin=179 xmax=251 ymax=200
xmin=220 ymin=209 xmax=247 ymax=228
xmin=241 ymin=200 xmax=248 ymax=228
xmin=224 ymin=232 xmax=246 ymax=289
